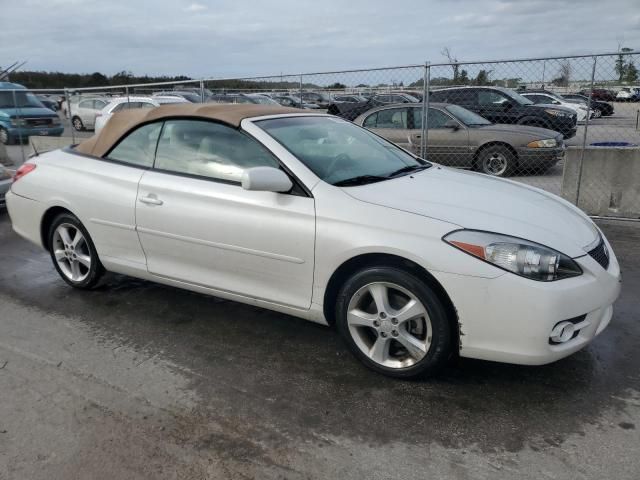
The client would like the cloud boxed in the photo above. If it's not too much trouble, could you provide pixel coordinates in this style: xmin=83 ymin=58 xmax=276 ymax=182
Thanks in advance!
xmin=184 ymin=2 xmax=207 ymax=12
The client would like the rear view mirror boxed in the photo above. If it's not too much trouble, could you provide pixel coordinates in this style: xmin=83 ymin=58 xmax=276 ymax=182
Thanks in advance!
xmin=444 ymin=119 xmax=460 ymax=130
xmin=241 ymin=167 xmax=293 ymax=193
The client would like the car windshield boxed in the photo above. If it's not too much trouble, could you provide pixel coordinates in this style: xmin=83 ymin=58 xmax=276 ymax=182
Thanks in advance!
xmin=257 ymin=116 xmax=429 ymax=186
xmin=249 ymin=95 xmax=279 ymax=105
xmin=445 ymin=104 xmax=491 ymax=126
xmin=0 ymin=91 xmax=46 ymax=109
xmin=499 ymin=88 xmax=533 ymax=105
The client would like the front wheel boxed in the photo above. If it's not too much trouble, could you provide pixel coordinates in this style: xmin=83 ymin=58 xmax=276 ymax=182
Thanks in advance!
xmin=0 ymin=127 xmax=11 ymax=145
xmin=477 ymin=145 xmax=516 ymax=177
xmin=335 ymin=267 xmax=453 ymax=378
xmin=72 ymin=116 xmax=84 ymax=131
xmin=48 ymin=213 xmax=104 ymax=289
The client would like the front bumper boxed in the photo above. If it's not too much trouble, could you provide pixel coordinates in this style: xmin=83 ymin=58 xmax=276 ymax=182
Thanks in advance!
xmin=7 ymin=125 xmax=64 ymax=141
xmin=433 ymin=233 xmax=621 ymax=365
xmin=516 ymin=146 xmax=565 ymax=168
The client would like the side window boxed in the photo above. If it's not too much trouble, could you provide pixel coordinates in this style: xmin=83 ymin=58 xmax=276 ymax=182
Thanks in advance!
xmin=478 ymin=90 xmax=509 ymax=106
xmin=445 ymin=90 xmax=477 ymax=105
xmin=411 ymin=108 xmax=452 ymax=129
xmin=140 ymin=102 xmax=156 ymax=109
xmin=79 ymin=100 xmax=93 ymax=109
xmin=111 ymin=102 xmax=127 ymax=112
xmin=363 ymin=112 xmax=378 ymax=128
xmin=374 ymin=108 xmax=407 ymax=129
xmin=93 ymin=100 xmax=107 ymax=110
xmin=154 ymin=120 xmax=280 ymax=183
xmin=106 ymin=122 xmax=163 ymax=168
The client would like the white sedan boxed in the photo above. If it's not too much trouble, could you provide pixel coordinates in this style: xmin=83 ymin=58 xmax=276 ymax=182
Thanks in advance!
xmin=5 ymin=104 xmax=621 ymax=378
xmin=521 ymin=92 xmax=592 ymax=122
xmin=94 ymin=95 xmax=188 ymax=133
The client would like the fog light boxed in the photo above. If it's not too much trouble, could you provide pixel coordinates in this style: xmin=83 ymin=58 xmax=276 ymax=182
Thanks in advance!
xmin=550 ymin=321 xmax=576 ymax=343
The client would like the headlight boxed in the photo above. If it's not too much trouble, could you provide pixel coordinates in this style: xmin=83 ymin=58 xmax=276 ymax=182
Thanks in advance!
xmin=0 ymin=167 xmax=12 ymax=180
xmin=443 ymin=230 xmax=582 ymax=281
xmin=544 ymin=109 xmax=571 ymax=118
xmin=10 ymin=118 xmax=26 ymax=127
xmin=527 ymin=138 xmax=557 ymax=148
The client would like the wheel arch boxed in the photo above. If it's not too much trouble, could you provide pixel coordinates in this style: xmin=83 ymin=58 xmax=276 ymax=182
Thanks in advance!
xmin=40 ymin=206 xmax=76 ymax=251
xmin=322 ymin=252 xmax=459 ymax=350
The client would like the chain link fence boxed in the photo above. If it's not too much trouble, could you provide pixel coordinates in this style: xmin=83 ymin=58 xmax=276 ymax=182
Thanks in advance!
xmin=2 ymin=52 xmax=639 ymax=218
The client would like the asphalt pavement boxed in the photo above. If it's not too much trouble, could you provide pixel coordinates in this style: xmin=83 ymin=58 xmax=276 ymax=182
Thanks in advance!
xmin=0 ymin=212 xmax=639 ymax=479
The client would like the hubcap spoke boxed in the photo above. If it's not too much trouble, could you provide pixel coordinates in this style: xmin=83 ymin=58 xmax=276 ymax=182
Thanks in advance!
xmin=71 ymin=230 xmax=84 ymax=248
xmin=54 ymin=249 xmax=66 ymax=261
xmin=76 ymin=253 xmax=91 ymax=268
xmin=58 ymin=226 xmax=73 ymax=246
xmin=347 ymin=309 xmax=377 ymax=328
xmin=396 ymin=330 xmax=427 ymax=360
xmin=70 ymin=260 xmax=82 ymax=281
xmin=393 ymin=299 xmax=427 ymax=324
xmin=369 ymin=336 xmax=391 ymax=364
xmin=368 ymin=283 xmax=391 ymax=315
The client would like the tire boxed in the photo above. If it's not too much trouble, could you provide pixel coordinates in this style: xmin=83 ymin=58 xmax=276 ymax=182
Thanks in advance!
xmin=335 ymin=266 xmax=453 ymax=379
xmin=0 ymin=127 xmax=11 ymax=145
xmin=476 ymin=145 xmax=516 ymax=177
xmin=47 ymin=213 xmax=105 ymax=289
xmin=72 ymin=116 xmax=84 ymax=131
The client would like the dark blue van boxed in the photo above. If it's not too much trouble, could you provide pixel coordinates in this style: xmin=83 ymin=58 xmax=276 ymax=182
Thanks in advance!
xmin=0 ymin=82 xmax=64 ymax=144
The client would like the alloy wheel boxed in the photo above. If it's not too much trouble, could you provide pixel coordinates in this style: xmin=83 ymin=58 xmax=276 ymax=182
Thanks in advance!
xmin=52 ymin=223 xmax=92 ymax=282
xmin=482 ymin=152 xmax=508 ymax=176
xmin=346 ymin=282 xmax=432 ymax=369
xmin=0 ymin=127 xmax=8 ymax=145
xmin=73 ymin=118 xmax=83 ymax=131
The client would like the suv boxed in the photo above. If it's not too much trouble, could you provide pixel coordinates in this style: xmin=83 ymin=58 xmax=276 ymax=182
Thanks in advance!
xmin=429 ymin=86 xmax=577 ymax=138
xmin=0 ymin=82 xmax=64 ymax=145
xmin=578 ymin=89 xmax=616 ymax=102
xmin=616 ymin=87 xmax=640 ymax=102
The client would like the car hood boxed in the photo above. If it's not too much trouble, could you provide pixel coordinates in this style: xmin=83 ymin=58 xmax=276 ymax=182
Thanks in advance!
xmin=342 ymin=167 xmax=598 ymax=258
xmin=473 ymin=123 xmax=560 ymax=139
xmin=524 ymin=103 xmax=575 ymax=114
xmin=2 ymin=107 xmax=58 ymax=117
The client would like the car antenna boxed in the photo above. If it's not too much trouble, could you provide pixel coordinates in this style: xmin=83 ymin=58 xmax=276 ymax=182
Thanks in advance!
xmin=30 ymin=138 xmax=39 ymax=157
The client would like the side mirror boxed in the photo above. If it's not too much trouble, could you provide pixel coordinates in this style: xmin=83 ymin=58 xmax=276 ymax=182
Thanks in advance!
xmin=444 ymin=119 xmax=460 ymax=130
xmin=241 ymin=166 xmax=293 ymax=193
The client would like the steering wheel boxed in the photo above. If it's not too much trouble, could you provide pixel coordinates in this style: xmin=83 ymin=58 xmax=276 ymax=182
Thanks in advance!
xmin=324 ymin=153 xmax=353 ymax=183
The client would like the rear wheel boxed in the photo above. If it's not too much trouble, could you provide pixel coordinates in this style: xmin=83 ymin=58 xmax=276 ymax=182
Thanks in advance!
xmin=48 ymin=213 xmax=104 ymax=289
xmin=72 ymin=116 xmax=84 ymax=131
xmin=477 ymin=145 xmax=516 ymax=177
xmin=335 ymin=267 xmax=453 ymax=378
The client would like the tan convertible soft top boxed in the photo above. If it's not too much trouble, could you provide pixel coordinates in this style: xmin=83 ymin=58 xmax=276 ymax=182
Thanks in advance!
xmin=74 ymin=103 xmax=302 ymax=157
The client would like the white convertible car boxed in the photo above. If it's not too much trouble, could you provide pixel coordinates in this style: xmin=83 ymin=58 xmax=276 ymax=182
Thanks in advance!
xmin=6 ymin=104 xmax=621 ymax=378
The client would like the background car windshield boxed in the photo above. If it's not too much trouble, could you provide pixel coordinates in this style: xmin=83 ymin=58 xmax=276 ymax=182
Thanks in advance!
xmin=257 ymin=116 xmax=426 ymax=185
xmin=500 ymin=88 xmax=534 ymax=105
xmin=250 ymin=96 xmax=279 ymax=105
xmin=0 ymin=91 xmax=45 ymax=109
xmin=445 ymin=105 xmax=491 ymax=125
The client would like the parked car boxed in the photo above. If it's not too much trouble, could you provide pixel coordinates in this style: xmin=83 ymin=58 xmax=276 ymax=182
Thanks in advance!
xmin=70 ymin=97 xmax=109 ymax=131
xmin=332 ymin=94 xmax=369 ymax=103
xmin=36 ymin=95 xmax=59 ymax=112
xmin=299 ymin=91 xmax=332 ymax=108
xmin=327 ymin=93 xmax=420 ymax=121
xmin=428 ymin=86 xmax=577 ymax=139
xmin=0 ymin=164 xmax=12 ymax=208
xmin=562 ymin=94 xmax=614 ymax=117
xmin=153 ymin=91 xmax=204 ymax=103
xmin=520 ymin=91 xmax=591 ymax=121
xmin=615 ymin=87 xmax=640 ymax=102
xmin=94 ymin=96 xmax=187 ymax=133
xmin=6 ymin=104 xmax=621 ymax=378
xmin=578 ymin=89 xmax=617 ymax=102
xmin=355 ymin=103 xmax=565 ymax=176
xmin=273 ymin=95 xmax=319 ymax=109
xmin=0 ymin=82 xmax=64 ymax=145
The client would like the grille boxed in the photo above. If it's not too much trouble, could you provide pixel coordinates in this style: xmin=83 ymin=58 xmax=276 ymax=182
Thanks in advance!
xmin=26 ymin=117 xmax=53 ymax=127
xmin=587 ymin=238 xmax=609 ymax=270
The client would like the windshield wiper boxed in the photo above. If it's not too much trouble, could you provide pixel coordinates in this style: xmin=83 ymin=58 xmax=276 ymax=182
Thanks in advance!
xmin=333 ymin=175 xmax=389 ymax=187
xmin=387 ymin=164 xmax=430 ymax=178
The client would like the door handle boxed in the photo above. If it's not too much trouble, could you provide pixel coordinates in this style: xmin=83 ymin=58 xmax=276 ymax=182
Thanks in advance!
xmin=139 ymin=195 xmax=163 ymax=206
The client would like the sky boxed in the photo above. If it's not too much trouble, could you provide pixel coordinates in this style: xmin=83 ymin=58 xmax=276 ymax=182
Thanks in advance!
xmin=1 ymin=0 xmax=639 ymax=80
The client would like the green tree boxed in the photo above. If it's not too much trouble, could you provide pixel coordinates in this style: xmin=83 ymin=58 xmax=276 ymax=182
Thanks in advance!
xmin=475 ymin=69 xmax=490 ymax=85
xmin=624 ymin=62 xmax=638 ymax=83
xmin=616 ymin=47 xmax=634 ymax=82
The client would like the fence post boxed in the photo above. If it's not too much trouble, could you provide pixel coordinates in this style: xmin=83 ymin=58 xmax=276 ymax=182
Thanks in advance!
xmin=125 ymin=85 xmax=130 ymax=106
xmin=64 ymin=88 xmax=75 ymax=144
xmin=299 ymin=74 xmax=303 ymax=103
xmin=200 ymin=79 xmax=205 ymax=103
xmin=575 ymin=56 xmax=597 ymax=207
xmin=420 ymin=62 xmax=430 ymax=159
xmin=11 ymin=89 xmax=26 ymax=164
